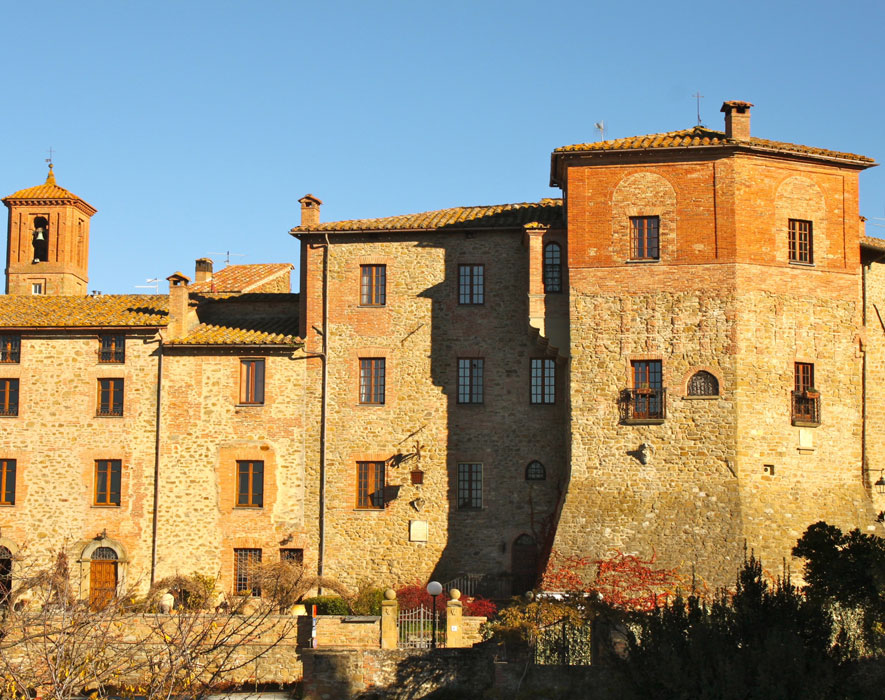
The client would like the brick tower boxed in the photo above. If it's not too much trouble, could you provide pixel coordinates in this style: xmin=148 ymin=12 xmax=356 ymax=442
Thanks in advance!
xmin=3 ymin=164 xmax=96 ymax=295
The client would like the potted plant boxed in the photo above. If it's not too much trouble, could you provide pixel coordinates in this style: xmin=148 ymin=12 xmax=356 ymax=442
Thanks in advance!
xmin=803 ymin=386 xmax=820 ymax=399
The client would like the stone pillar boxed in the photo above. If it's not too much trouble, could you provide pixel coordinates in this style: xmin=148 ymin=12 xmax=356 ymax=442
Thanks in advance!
xmin=446 ymin=588 xmax=464 ymax=648
xmin=380 ymin=588 xmax=397 ymax=650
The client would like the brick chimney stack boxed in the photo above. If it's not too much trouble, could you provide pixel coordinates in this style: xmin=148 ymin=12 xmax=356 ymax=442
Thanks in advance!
xmin=166 ymin=272 xmax=191 ymax=340
xmin=721 ymin=100 xmax=754 ymax=140
xmin=195 ymin=257 xmax=213 ymax=283
xmin=299 ymin=194 xmax=323 ymax=228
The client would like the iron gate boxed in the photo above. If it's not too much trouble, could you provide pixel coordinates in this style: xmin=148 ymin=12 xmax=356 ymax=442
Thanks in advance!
xmin=398 ymin=604 xmax=444 ymax=649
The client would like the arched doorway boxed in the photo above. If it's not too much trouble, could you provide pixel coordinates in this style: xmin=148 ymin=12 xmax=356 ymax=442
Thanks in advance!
xmin=511 ymin=534 xmax=538 ymax=596
xmin=0 ymin=546 xmax=11 ymax=605
xmin=89 ymin=547 xmax=118 ymax=610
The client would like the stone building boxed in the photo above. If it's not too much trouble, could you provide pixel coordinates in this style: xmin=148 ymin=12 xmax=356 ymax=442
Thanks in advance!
xmin=1 ymin=100 xmax=883 ymax=603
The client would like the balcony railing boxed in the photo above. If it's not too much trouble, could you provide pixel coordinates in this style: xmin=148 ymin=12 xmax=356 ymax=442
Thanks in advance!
xmin=620 ymin=387 xmax=667 ymax=424
xmin=792 ymin=391 xmax=821 ymax=427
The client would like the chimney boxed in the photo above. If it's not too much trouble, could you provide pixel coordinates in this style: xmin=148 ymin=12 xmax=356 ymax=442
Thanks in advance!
xmin=195 ymin=257 xmax=213 ymax=283
xmin=721 ymin=100 xmax=753 ymax=140
xmin=166 ymin=272 xmax=191 ymax=340
xmin=299 ymin=194 xmax=323 ymax=228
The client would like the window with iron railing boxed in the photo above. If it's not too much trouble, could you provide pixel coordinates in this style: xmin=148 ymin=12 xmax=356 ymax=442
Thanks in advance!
xmin=0 ymin=380 xmax=19 ymax=417
xmin=98 ymin=334 xmax=125 ymax=363
xmin=792 ymin=362 xmax=820 ymax=426
xmin=0 ymin=336 xmax=20 ymax=364
xmin=621 ymin=360 xmax=666 ymax=423
xmin=97 ymin=379 xmax=124 ymax=417
xmin=234 ymin=548 xmax=262 ymax=596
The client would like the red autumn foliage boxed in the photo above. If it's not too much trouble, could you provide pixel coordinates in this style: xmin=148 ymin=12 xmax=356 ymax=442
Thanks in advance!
xmin=395 ymin=581 xmax=497 ymax=617
xmin=542 ymin=549 xmax=685 ymax=612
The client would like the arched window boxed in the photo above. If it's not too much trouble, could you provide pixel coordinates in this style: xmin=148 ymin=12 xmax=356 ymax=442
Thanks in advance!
xmin=90 ymin=547 xmax=118 ymax=610
xmin=688 ymin=371 xmax=719 ymax=397
xmin=543 ymin=243 xmax=562 ymax=293
xmin=525 ymin=460 xmax=546 ymax=481
xmin=32 ymin=217 xmax=49 ymax=263
xmin=0 ymin=546 xmax=11 ymax=606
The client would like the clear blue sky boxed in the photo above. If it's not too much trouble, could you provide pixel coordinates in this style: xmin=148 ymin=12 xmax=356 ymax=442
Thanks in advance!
xmin=3 ymin=0 xmax=884 ymax=294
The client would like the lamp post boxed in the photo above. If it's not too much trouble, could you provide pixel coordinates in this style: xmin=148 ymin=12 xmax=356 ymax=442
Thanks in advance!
xmin=875 ymin=470 xmax=885 ymax=496
xmin=427 ymin=580 xmax=443 ymax=649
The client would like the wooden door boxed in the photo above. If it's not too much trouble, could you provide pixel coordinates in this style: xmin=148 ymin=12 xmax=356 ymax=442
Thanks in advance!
xmin=90 ymin=560 xmax=117 ymax=610
xmin=511 ymin=534 xmax=538 ymax=596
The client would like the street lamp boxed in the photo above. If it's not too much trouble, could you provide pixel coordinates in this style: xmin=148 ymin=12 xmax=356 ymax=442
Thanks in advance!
xmin=876 ymin=470 xmax=885 ymax=496
xmin=427 ymin=580 xmax=443 ymax=649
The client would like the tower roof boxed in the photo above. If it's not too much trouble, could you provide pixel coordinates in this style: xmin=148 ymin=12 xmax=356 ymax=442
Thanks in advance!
xmin=2 ymin=165 xmax=96 ymax=214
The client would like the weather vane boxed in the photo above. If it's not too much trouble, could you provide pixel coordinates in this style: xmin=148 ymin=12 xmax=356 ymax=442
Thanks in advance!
xmin=45 ymin=147 xmax=54 ymax=167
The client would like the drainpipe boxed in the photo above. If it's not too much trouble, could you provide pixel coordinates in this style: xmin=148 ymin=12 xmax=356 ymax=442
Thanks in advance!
xmin=318 ymin=233 xmax=330 ymax=588
xmin=150 ymin=342 xmax=163 ymax=585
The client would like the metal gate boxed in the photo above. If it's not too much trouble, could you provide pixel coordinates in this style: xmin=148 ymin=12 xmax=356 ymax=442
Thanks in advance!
xmin=398 ymin=605 xmax=444 ymax=649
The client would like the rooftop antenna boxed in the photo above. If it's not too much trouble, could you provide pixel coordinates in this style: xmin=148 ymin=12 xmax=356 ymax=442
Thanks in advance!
xmin=594 ymin=120 xmax=606 ymax=141
xmin=693 ymin=91 xmax=704 ymax=126
xmin=135 ymin=277 xmax=160 ymax=293
xmin=208 ymin=250 xmax=245 ymax=266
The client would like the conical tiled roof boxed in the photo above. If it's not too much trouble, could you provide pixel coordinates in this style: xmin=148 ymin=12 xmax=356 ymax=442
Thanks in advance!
xmin=3 ymin=165 xmax=95 ymax=213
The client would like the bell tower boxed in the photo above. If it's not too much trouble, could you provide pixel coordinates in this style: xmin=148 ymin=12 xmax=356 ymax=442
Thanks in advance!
xmin=2 ymin=165 xmax=96 ymax=296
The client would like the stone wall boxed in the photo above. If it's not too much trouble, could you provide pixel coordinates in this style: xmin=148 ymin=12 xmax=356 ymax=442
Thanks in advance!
xmin=299 ymin=231 xmax=567 ymax=592
xmin=315 ymin=615 xmax=381 ymax=648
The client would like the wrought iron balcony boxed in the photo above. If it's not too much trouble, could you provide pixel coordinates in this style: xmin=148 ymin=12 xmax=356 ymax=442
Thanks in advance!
xmin=791 ymin=391 xmax=821 ymax=427
xmin=620 ymin=387 xmax=667 ymax=424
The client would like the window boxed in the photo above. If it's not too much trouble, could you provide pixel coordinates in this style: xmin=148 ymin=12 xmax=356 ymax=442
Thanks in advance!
xmin=629 ymin=360 xmax=665 ymax=421
xmin=280 ymin=548 xmax=304 ymax=565
xmin=236 ymin=460 xmax=264 ymax=507
xmin=792 ymin=362 xmax=820 ymax=425
xmin=457 ymin=358 xmax=484 ymax=404
xmin=0 ymin=460 xmax=15 ymax=505
xmin=687 ymin=371 xmax=719 ymax=397
xmin=458 ymin=264 xmax=484 ymax=304
xmin=240 ymin=359 xmax=265 ymax=405
xmin=530 ymin=358 xmax=556 ymax=404
xmin=360 ymin=265 xmax=386 ymax=306
xmin=788 ymin=219 xmax=813 ymax=264
xmin=0 ymin=336 xmax=20 ymax=364
xmin=98 ymin=334 xmax=125 ymax=363
xmin=0 ymin=380 xmax=18 ymax=417
xmin=630 ymin=216 xmax=660 ymax=260
xmin=97 ymin=379 xmax=124 ymax=416
xmin=31 ymin=283 xmax=43 ymax=295
xmin=94 ymin=460 xmax=122 ymax=506
xmin=359 ymin=358 xmax=386 ymax=404
xmin=525 ymin=460 xmax=546 ymax=481
xmin=543 ymin=243 xmax=562 ymax=293
xmin=457 ymin=463 xmax=482 ymax=509
xmin=234 ymin=548 xmax=262 ymax=596
xmin=356 ymin=461 xmax=385 ymax=509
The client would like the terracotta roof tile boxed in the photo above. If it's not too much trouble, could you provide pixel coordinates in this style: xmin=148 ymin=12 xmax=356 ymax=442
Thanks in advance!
xmin=0 ymin=295 xmax=168 ymax=328
xmin=554 ymin=126 xmax=875 ymax=165
xmin=189 ymin=263 xmax=293 ymax=292
xmin=861 ymin=235 xmax=885 ymax=252
xmin=168 ymin=293 xmax=300 ymax=346
xmin=291 ymin=199 xmax=564 ymax=233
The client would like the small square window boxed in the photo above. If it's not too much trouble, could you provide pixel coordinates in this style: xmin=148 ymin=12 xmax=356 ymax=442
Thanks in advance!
xmin=94 ymin=460 xmax=121 ymax=506
xmin=457 ymin=358 xmax=484 ymax=404
xmin=788 ymin=219 xmax=813 ymax=264
xmin=31 ymin=283 xmax=44 ymax=296
xmin=236 ymin=460 xmax=264 ymax=507
xmin=0 ymin=336 xmax=21 ymax=364
xmin=240 ymin=359 xmax=265 ymax=405
xmin=457 ymin=463 xmax=482 ymax=509
xmin=98 ymin=335 xmax=125 ymax=363
xmin=0 ymin=380 xmax=19 ymax=417
xmin=0 ymin=460 xmax=16 ymax=505
xmin=360 ymin=265 xmax=386 ymax=306
xmin=97 ymin=379 xmax=124 ymax=416
xmin=458 ymin=264 xmax=484 ymax=304
xmin=356 ymin=461 xmax=385 ymax=509
xmin=234 ymin=548 xmax=262 ymax=596
xmin=280 ymin=548 xmax=304 ymax=565
xmin=630 ymin=216 xmax=660 ymax=260
xmin=359 ymin=358 xmax=386 ymax=404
